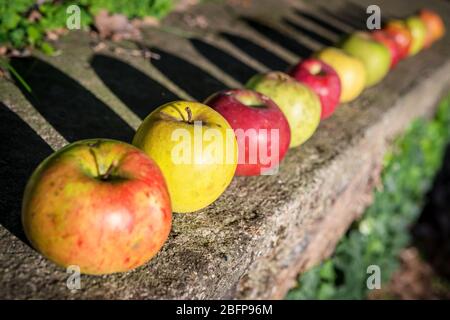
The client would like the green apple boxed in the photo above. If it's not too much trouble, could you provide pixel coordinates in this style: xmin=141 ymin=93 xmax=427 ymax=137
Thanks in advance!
xmin=340 ymin=32 xmax=391 ymax=87
xmin=133 ymin=101 xmax=238 ymax=213
xmin=246 ymin=71 xmax=321 ymax=148
xmin=315 ymin=47 xmax=366 ymax=103
xmin=405 ymin=16 xmax=427 ymax=56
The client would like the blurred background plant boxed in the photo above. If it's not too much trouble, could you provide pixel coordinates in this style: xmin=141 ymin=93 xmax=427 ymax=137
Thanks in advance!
xmin=287 ymin=93 xmax=450 ymax=300
xmin=0 ymin=0 xmax=175 ymax=55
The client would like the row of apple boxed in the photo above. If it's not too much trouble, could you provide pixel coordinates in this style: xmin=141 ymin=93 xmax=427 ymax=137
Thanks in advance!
xmin=21 ymin=9 xmax=446 ymax=275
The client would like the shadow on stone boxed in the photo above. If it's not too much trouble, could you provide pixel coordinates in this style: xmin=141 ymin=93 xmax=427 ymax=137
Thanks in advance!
xmin=319 ymin=3 xmax=393 ymax=31
xmin=190 ymin=38 xmax=258 ymax=84
xmin=294 ymin=9 xmax=348 ymax=36
xmin=317 ymin=7 xmax=361 ymax=30
xmin=149 ymin=47 xmax=227 ymax=101
xmin=0 ymin=103 xmax=53 ymax=244
xmin=10 ymin=56 xmax=134 ymax=143
xmin=91 ymin=54 xmax=179 ymax=119
xmin=240 ymin=17 xmax=313 ymax=57
xmin=282 ymin=18 xmax=335 ymax=46
xmin=220 ymin=32 xmax=290 ymax=71
xmin=345 ymin=2 xmax=397 ymax=23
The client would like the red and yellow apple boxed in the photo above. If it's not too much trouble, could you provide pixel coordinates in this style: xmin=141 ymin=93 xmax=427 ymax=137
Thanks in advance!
xmin=22 ymin=139 xmax=172 ymax=275
xmin=289 ymin=58 xmax=341 ymax=119
xmin=384 ymin=20 xmax=412 ymax=59
xmin=246 ymin=71 xmax=321 ymax=148
xmin=419 ymin=9 xmax=445 ymax=48
xmin=133 ymin=101 xmax=238 ymax=213
xmin=405 ymin=15 xmax=427 ymax=56
xmin=205 ymin=89 xmax=291 ymax=176
xmin=315 ymin=47 xmax=366 ymax=103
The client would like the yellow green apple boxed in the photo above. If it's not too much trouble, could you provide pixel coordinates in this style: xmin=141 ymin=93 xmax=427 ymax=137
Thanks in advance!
xmin=246 ymin=71 xmax=321 ymax=148
xmin=340 ymin=32 xmax=391 ymax=87
xmin=315 ymin=47 xmax=366 ymax=103
xmin=405 ymin=15 xmax=428 ymax=56
xmin=22 ymin=139 xmax=172 ymax=275
xmin=133 ymin=101 xmax=238 ymax=213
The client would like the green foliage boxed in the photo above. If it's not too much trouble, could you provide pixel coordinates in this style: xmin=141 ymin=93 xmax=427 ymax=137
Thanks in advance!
xmin=287 ymin=93 xmax=450 ymax=300
xmin=88 ymin=0 xmax=173 ymax=18
xmin=0 ymin=58 xmax=31 ymax=92
xmin=0 ymin=0 xmax=173 ymax=52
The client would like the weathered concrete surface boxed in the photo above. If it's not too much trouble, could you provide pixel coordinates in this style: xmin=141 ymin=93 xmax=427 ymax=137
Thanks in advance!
xmin=1 ymin=0 xmax=450 ymax=299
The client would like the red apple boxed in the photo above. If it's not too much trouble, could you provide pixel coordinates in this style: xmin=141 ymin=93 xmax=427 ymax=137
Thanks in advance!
xmin=371 ymin=30 xmax=401 ymax=69
xmin=289 ymin=58 xmax=341 ymax=119
xmin=384 ymin=20 xmax=413 ymax=59
xmin=22 ymin=139 xmax=172 ymax=275
xmin=205 ymin=89 xmax=291 ymax=176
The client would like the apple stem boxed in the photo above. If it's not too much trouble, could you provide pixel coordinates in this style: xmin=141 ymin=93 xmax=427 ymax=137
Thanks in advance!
xmin=185 ymin=107 xmax=193 ymax=124
xmin=89 ymin=148 xmax=101 ymax=179
xmin=101 ymin=161 xmax=117 ymax=180
xmin=88 ymin=147 xmax=116 ymax=181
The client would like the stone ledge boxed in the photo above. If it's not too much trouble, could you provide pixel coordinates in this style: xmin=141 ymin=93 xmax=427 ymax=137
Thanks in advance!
xmin=1 ymin=0 xmax=450 ymax=299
